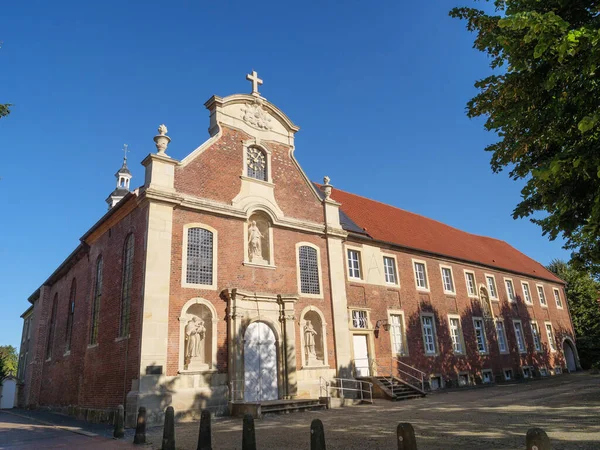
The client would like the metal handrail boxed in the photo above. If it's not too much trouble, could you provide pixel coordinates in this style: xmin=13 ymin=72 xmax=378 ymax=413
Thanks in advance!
xmin=371 ymin=357 xmax=425 ymax=392
xmin=330 ymin=377 xmax=374 ymax=404
xmin=229 ymin=379 xmax=245 ymax=402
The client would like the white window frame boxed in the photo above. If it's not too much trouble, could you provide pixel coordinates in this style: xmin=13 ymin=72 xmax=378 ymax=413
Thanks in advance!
xmin=485 ymin=274 xmax=498 ymax=300
xmin=464 ymin=270 xmax=478 ymax=298
xmin=295 ymin=242 xmax=324 ymax=299
xmin=420 ymin=313 xmax=438 ymax=356
xmin=537 ymin=284 xmax=548 ymax=307
xmin=429 ymin=374 xmax=444 ymax=390
xmin=545 ymin=321 xmax=557 ymax=352
xmin=503 ymin=368 xmax=514 ymax=381
xmin=457 ymin=371 xmax=471 ymax=387
xmin=495 ymin=319 xmax=509 ymax=354
xmin=481 ymin=369 xmax=493 ymax=384
xmin=512 ymin=319 xmax=527 ymax=354
xmin=504 ymin=278 xmax=516 ymax=303
xmin=350 ymin=309 xmax=370 ymax=330
xmin=553 ymin=288 xmax=564 ymax=309
xmin=472 ymin=317 xmax=488 ymax=354
xmin=521 ymin=281 xmax=533 ymax=305
xmin=539 ymin=367 xmax=548 ymax=377
xmin=521 ymin=366 xmax=533 ymax=379
xmin=412 ymin=259 xmax=430 ymax=291
xmin=346 ymin=247 xmax=363 ymax=280
xmin=447 ymin=314 xmax=465 ymax=355
xmin=530 ymin=321 xmax=542 ymax=352
xmin=439 ymin=265 xmax=456 ymax=295
xmin=382 ymin=254 xmax=399 ymax=285
xmin=181 ymin=223 xmax=218 ymax=290
xmin=387 ymin=310 xmax=408 ymax=356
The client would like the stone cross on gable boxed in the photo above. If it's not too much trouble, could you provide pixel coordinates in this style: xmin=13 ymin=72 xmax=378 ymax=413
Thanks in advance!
xmin=246 ymin=70 xmax=263 ymax=96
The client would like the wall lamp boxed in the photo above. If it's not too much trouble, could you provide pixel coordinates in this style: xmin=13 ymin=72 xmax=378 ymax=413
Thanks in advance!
xmin=375 ymin=320 xmax=391 ymax=332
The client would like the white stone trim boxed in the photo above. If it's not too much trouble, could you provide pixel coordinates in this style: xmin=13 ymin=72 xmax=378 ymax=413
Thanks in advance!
xmin=463 ymin=269 xmax=478 ymax=298
xmin=178 ymin=297 xmax=218 ymax=373
xmin=521 ymin=281 xmax=533 ymax=305
xmin=387 ymin=309 xmax=408 ymax=356
xmin=181 ymin=223 xmax=218 ymax=290
xmin=553 ymin=287 xmax=564 ymax=309
xmin=536 ymin=284 xmax=548 ymax=308
xmin=447 ymin=314 xmax=465 ymax=355
xmin=179 ymin=128 xmax=223 ymax=167
xmin=381 ymin=253 xmax=400 ymax=286
xmin=472 ymin=316 xmax=489 ymax=355
xmin=439 ymin=264 xmax=456 ymax=295
xmin=412 ymin=258 xmax=430 ymax=292
xmin=420 ymin=312 xmax=438 ymax=356
xmin=503 ymin=367 xmax=514 ymax=381
xmin=299 ymin=305 xmax=329 ymax=369
xmin=512 ymin=319 xmax=527 ymax=354
xmin=345 ymin=244 xmax=364 ymax=282
xmin=503 ymin=277 xmax=516 ymax=303
xmin=520 ymin=365 xmax=533 ymax=379
xmin=295 ymin=242 xmax=324 ymax=299
xmin=484 ymin=274 xmax=498 ymax=300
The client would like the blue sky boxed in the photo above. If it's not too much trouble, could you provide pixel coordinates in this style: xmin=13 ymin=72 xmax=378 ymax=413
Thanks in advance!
xmin=0 ymin=0 xmax=569 ymax=349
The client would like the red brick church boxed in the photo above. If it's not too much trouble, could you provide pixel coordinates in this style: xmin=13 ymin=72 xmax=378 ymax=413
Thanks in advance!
xmin=17 ymin=72 xmax=579 ymax=426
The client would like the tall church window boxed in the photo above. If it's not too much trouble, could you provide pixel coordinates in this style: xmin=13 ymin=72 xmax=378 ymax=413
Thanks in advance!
xmin=119 ymin=234 xmax=134 ymax=337
xmin=186 ymin=228 xmax=214 ymax=285
xmin=46 ymin=294 xmax=58 ymax=359
xmin=247 ymin=147 xmax=267 ymax=181
xmin=90 ymin=256 xmax=103 ymax=345
xmin=299 ymin=245 xmax=320 ymax=295
xmin=65 ymin=279 xmax=76 ymax=352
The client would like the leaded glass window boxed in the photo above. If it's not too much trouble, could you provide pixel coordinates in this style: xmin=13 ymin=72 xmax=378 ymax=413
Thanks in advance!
xmin=247 ymin=147 xmax=267 ymax=181
xmin=186 ymin=228 xmax=214 ymax=285
xmin=65 ymin=279 xmax=76 ymax=352
xmin=46 ymin=294 xmax=58 ymax=359
xmin=90 ymin=256 xmax=103 ymax=345
xmin=299 ymin=245 xmax=320 ymax=295
xmin=119 ymin=234 xmax=134 ymax=337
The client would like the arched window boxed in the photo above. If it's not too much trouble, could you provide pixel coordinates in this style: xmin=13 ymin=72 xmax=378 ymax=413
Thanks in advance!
xmin=90 ymin=256 xmax=103 ymax=345
xmin=186 ymin=228 xmax=214 ymax=285
xmin=119 ymin=234 xmax=135 ymax=337
xmin=299 ymin=245 xmax=320 ymax=295
xmin=46 ymin=294 xmax=58 ymax=359
xmin=246 ymin=146 xmax=267 ymax=181
xmin=65 ymin=279 xmax=76 ymax=352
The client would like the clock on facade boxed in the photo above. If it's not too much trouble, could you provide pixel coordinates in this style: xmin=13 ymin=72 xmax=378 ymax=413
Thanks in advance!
xmin=247 ymin=147 xmax=267 ymax=180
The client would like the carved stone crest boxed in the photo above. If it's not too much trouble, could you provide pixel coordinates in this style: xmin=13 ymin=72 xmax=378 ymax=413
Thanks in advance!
xmin=241 ymin=98 xmax=272 ymax=130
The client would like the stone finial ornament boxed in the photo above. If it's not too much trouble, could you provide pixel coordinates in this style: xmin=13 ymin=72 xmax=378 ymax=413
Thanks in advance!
xmin=154 ymin=124 xmax=171 ymax=155
xmin=322 ymin=176 xmax=332 ymax=200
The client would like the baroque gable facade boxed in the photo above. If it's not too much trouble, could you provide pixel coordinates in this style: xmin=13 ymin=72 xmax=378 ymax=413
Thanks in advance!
xmin=17 ymin=74 xmax=580 ymax=426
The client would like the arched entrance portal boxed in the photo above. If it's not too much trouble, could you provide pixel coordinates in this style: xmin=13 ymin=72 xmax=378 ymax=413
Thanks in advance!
xmin=563 ymin=339 xmax=577 ymax=372
xmin=244 ymin=321 xmax=278 ymax=402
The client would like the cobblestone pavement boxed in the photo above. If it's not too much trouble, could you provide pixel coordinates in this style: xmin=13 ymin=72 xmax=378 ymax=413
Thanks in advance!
xmin=0 ymin=410 xmax=137 ymax=449
xmin=143 ymin=372 xmax=600 ymax=449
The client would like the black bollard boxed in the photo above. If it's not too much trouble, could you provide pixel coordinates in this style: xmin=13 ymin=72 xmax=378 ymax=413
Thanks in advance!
xmin=310 ymin=419 xmax=326 ymax=450
xmin=397 ymin=422 xmax=417 ymax=450
xmin=197 ymin=409 xmax=212 ymax=450
xmin=133 ymin=406 xmax=147 ymax=445
xmin=242 ymin=414 xmax=257 ymax=450
xmin=526 ymin=428 xmax=552 ymax=450
xmin=161 ymin=406 xmax=176 ymax=450
xmin=113 ymin=405 xmax=125 ymax=439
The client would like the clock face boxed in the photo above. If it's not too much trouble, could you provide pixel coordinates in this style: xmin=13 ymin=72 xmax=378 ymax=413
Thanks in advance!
xmin=247 ymin=148 xmax=266 ymax=172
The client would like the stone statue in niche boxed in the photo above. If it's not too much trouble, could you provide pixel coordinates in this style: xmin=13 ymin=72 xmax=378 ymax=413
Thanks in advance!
xmin=304 ymin=320 xmax=319 ymax=365
xmin=184 ymin=316 xmax=206 ymax=367
xmin=247 ymin=216 xmax=269 ymax=264
xmin=479 ymin=288 xmax=492 ymax=319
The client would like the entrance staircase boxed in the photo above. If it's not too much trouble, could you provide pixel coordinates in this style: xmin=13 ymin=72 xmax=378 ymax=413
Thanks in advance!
xmin=261 ymin=399 xmax=326 ymax=415
xmin=369 ymin=376 xmax=425 ymax=401
xmin=365 ymin=357 xmax=427 ymax=401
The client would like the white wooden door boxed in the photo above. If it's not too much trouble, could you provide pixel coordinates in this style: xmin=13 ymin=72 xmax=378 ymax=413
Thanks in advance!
xmin=353 ymin=335 xmax=370 ymax=377
xmin=0 ymin=378 xmax=16 ymax=409
xmin=244 ymin=322 xmax=278 ymax=402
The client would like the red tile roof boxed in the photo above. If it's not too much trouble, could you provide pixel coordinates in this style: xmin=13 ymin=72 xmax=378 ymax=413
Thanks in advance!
xmin=328 ymin=187 xmax=563 ymax=284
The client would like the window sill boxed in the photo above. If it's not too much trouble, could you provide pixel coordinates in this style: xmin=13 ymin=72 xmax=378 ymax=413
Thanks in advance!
xmin=416 ymin=287 xmax=430 ymax=293
xmin=239 ymin=175 xmax=274 ymax=187
xmin=115 ymin=335 xmax=130 ymax=342
xmin=243 ymin=261 xmax=276 ymax=270
xmin=63 ymin=351 xmax=71 ymax=357
xmin=443 ymin=291 xmax=456 ymax=296
xmin=182 ymin=282 xmax=218 ymax=290
xmin=87 ymin=344 xmax=99 ymax=350
xmin=540 ymin=304 xmax=549 ymax=308
xmin=299 ymin=293 xmax=324 ymax=300
xmin=490 ymin=298 xmax=499 ymax=302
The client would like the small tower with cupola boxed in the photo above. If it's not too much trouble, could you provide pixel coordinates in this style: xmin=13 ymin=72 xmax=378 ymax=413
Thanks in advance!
xmin=106 ymin=144 xmax=133 ymax=209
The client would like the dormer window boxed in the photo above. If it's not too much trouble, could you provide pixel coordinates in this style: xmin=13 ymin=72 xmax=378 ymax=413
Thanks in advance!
xmin=247 ymin=147 xmax=267 ymax=181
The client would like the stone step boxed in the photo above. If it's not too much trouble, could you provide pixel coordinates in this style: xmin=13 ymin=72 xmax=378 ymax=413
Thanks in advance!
xmin=261 ymin=401 xmax=325 ymax=415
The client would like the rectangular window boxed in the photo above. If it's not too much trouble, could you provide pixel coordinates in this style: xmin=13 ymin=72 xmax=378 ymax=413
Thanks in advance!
xmin=504 ymin=369 xmax=513 ymax=381
xmin=554 ymin=366 xmax=562 ymax=375
xmin=505 ymin=279 xmax=516 ymax=302
xmin=513 ymin=321 xmax=526 ymax=353
xmin=186 ymin=228 xmax=214 ymax=285
xmin=473 ymin=318 xmax=487 ymax=353
xmin=383 ymin=256 xmax=398 ymax=284
xmin=522 ymin=282 xmax=532 ymax=304
xmin=414 ymin=261 xmax=428 ymax=289
xmin=421 ymin=315 xmax=437 ymax=355
xmin=482 ymin=370 xmax=493 ymax=384
xmin=486 ymin=276 xmax=498 ymax=298
xmin=531 ymin=322 xmax=542 ymax=352
xmin=448 ymin=317 xmax=463 ymax=354
xmin=539 ymin=367 xmax=548 ymax=377
xmin=545 ymin=323 xmax=557 ymax=352
xmin=522 ymin=366 xmax=532 ymax=379
xmin=299 ymin=245 xmax=320 ymax=295
xmin=495 ymin=320 xmax=508 ymax=353
xmin=441 ymin=267 xmax=455 ymax=293
xmin=537 ymin=285 xmax=547 ymax=306
xmin=351 ymin=310 xmax=368 ymax=329
xmin=553 ymin=288 xmax=563 ymax=308
xmin=430 ymin=376 xmax=442 ymax=390
xmin=347 ymin=250 xmax=361 ymax=279
xmin=390 ymin=314 xmax=405 ymax=355
xmin=465 ymin=271 xmax=477 ymax=297
xmin=90 ymin=257 xmax=103 ymax=345
xmin=458 ymin=373 xmax=470 ymax=387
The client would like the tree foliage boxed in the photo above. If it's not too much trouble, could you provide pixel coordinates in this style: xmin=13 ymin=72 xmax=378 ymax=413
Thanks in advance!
xmin=0 ymin=345 xmax=18 ymax=379
xmin=0 ymin=104 xmax=10 ymax=119
xmin=450 ymin=1 xmax=600 ymax=276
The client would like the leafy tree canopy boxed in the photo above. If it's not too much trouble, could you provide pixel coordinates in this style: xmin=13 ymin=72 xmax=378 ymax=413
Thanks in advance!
xmin=451 ymin=0 xmax=600 ymax=276
xmin=0 ymin=345 xmax=18 ymax=379
xmin=0 ymin=104 xmax=10 ymax=119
